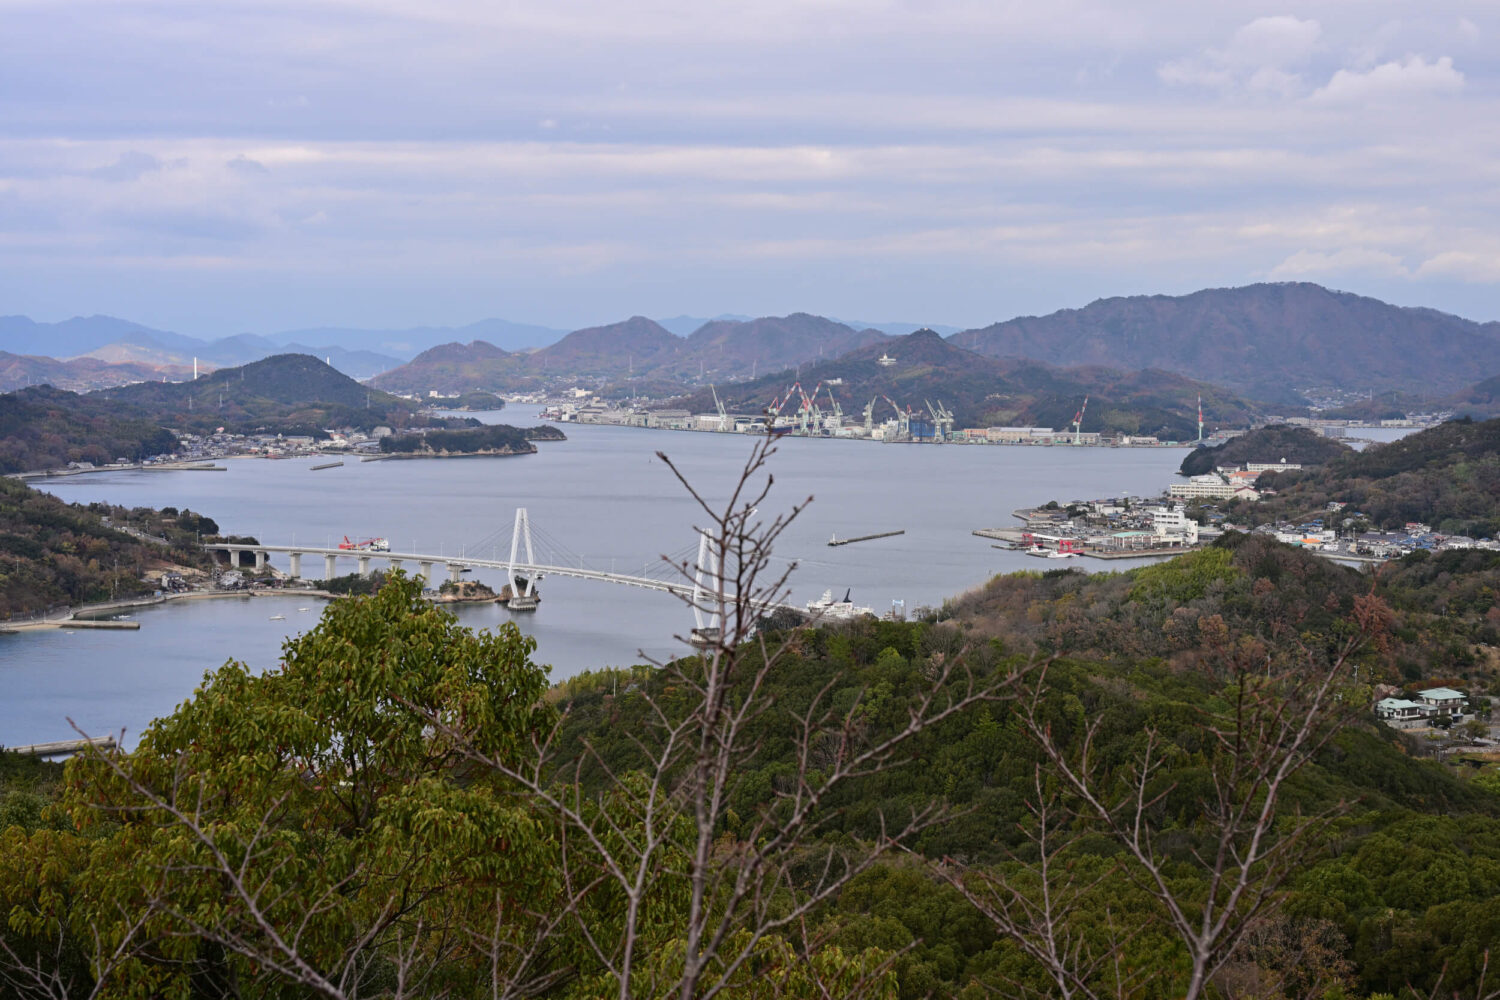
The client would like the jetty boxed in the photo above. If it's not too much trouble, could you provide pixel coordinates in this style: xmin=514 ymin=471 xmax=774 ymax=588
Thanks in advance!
xmin=60 ymin=619 xmax=140 ymax=630
xmin=8 ymin=735 xmax=117 ymax=757
xmin=310 ymin=460 xmax=344 ymax=471
xmin=828 ymin=529 xmax=905 ymax=547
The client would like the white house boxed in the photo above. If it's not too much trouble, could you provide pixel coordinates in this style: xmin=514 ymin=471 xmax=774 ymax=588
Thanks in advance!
xmin=1375 ymin=698 xmax=1428 ymax=729
xmin=1418 ymin=687 xmax=1468 ymax=719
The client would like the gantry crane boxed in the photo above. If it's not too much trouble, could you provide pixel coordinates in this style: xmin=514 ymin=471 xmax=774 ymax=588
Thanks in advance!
xmin=925 ymin=399 xmax=955 ymax=442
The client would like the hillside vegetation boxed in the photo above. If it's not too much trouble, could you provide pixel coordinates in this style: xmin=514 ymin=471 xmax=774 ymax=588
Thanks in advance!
xmin=95 ymin=353 xmax=418 ymax=434
xmin=1239 ymin=417 xmax=1500 ymax=536
xmin=378 ymin=424 xmax=564 ymax=456
xmin=0 ymin=478 xmax=217 ymax=617
xmin=0 ymin=386 xmax=179 ymax=474
xmin=6 ymin=535 xmax=1500 ymax=997
xmin=1180 ymin=423 xmax=1353 ymax=476
xmin=950 ymin=282 xmax=1500 ymax=402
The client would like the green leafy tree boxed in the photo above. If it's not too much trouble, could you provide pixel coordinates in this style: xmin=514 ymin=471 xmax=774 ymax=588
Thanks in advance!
xmin=2 ymin=574 xmax=572 ymax=999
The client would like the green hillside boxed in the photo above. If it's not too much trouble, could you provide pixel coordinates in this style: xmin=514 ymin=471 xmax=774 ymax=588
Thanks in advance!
xmin=1233 ymin=417 xmax=1500 ymax=536
xmin=0 ymin=478 xmax=217 ymax=617
xmin=0 ymin=386 xmax=179 ymax=474
xmin=1179 ymin=423 xmax=1352 ymax=476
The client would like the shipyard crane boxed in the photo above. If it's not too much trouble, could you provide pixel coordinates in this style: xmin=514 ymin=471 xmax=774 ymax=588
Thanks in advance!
xmin=1071 ymin=395 xmax=1089 ymax=445
xmin=881 ymin=396 xmax=911 ymax=440
xmin=863 ymin=397 xmax=877 ymax=433
xmin=764 ymin=381 xmax=802 ymax=431
xmin=925 ymin=399 xmax=955 ymax=442
xmin=709 ymin=384 xmax=729 ymax=431
xmin=824 ymin=384 xmax=843 ymax=430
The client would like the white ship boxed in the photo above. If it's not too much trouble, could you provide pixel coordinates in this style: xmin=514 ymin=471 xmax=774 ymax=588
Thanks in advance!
xmin=805 ymin=589 xmax=874 ymax=621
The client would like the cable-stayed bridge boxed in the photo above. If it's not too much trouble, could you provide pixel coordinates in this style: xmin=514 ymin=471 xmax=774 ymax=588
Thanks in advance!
xmin=204 ymin=508 xmax=794 ymax=641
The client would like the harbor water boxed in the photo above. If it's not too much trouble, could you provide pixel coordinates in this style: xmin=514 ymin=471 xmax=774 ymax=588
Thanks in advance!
xmin=5 ymin=406 xmax=1193 ymax=747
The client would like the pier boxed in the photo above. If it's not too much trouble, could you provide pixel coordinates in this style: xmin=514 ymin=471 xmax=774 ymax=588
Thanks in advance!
xmin=8 ymin=735 xmax=117 ymax=757
xmin=310 ymin=460 xmax=344 ymax=471
xmin=828 ymin=529 xmax=905 ymax=547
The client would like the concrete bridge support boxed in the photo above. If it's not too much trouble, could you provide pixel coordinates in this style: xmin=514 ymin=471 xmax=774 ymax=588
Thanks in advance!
xmin=418 ymin=561 xmax=433 ymax=586
xmin=288 ymin=552 xmax=302 ymax=579
xmin=389 ymin=558 xmax=403 ymax=574
xmin=324 ymin=554 xmax=338 ymax=580
xmin=358 ymin=556 xmax=371 ymax=578
xmin=447 ymin=563 xmax=463 ymax=584
xmin=254 ymin=550 xmax=267 ymax=572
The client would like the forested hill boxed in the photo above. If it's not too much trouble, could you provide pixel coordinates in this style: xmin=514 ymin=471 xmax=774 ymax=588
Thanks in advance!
xmin=1241 ymin=416 xmax=1500 ymax=536
xmin=5 ymin=526 xmax=1500 ymax=995
xmin=949 ymin=282 xmax=1500 ymax=402
xmin=0 ymin=386 xmax=179 ymax=474
xmin=1180 ymin=423 xmax=1353 ymax=475
xmin=1445 ymin=372 xmax=1500 ymax=418
xmin=681 ymin=328 xmax=1264 ymax=440
xmin=0 ymin=478 xmax=217 ymax=617
xmin=93 ymin=353 xmax=418 ymax=433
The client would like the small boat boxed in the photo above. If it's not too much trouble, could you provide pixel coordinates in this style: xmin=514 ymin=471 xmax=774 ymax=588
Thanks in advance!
xmin=269 ymin=614 xmax=286 ymax=621
xmin=1046 ymin=550 xmax=1080 ymax=559
xmin=1024 ymin=545 xmax=1051 ymax=557
xmin=297 ymin=607 xmax=310 ymax=612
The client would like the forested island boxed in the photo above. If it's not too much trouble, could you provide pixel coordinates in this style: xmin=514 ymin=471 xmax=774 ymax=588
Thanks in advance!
xmin=1179 ymin=423 xmax=1352 ymax=476
xmin=378 ymin=423 xmax=566 ymax=456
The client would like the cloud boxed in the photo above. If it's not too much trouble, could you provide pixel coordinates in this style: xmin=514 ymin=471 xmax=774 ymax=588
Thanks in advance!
xmin=1312 ymin=56 xmax=1464 ymax=104
xmin=1159 ymin=16 xmax=1320 ymax=95
xmin=1416 ymin=251 xmax=1500 ymax=283
xmin=226 ymin=155 xmax=270 ymax=175
xmin=88 ymin=150 xmax=164 ymax=181
xmin=1269 ymin=247 xmax=1410 ymax=279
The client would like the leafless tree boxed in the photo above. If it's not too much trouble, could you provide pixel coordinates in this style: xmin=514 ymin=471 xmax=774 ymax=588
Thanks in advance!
xmin=433 ymin=435 xmax=1016 ymax=999
xmin=933 ymin=635 xmax=1370 ymax=1000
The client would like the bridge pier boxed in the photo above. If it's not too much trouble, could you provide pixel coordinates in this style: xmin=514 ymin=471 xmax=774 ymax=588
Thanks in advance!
xmin=418 ymin=561 xmax=433 ymax=586
xmin=324 ymin=553 xmax=338 ymax=580
xmin=288 ymin=552 xmax=302 ymax=579
xmin=358 ymin=556 xmax=371 ymax=578
xmin=254 ymin=550 xmax=267 ymax=572
xmin=447 ymin=563 xmax=462 ymax=584
xmin=389 ymin=558 xmax=403 ymax=574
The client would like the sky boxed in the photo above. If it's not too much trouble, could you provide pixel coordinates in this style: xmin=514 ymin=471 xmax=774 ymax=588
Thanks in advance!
xmin=1 ymin=0 xmax=1497 ymax=337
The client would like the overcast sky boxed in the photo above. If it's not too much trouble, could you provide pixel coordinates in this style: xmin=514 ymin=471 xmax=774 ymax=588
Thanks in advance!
xmin=1 ymin=0 xmax=1496 ymax=336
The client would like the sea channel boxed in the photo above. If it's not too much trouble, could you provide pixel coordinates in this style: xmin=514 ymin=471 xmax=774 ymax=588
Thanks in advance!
xmin=5 ymin=404 xmax=1208 ymax=747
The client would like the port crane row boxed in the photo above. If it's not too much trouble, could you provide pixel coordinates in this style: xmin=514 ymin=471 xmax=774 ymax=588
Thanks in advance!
xmin=753 ymin=380 xmax=957 ymax=442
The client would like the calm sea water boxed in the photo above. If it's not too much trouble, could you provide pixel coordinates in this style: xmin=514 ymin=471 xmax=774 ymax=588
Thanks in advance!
xmin=5 ymin=406 xmax=1194 ymax=747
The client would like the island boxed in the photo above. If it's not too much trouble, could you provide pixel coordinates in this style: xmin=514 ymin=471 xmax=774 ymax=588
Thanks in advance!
xmin=378 ymin=424 xmax=567 ymax=457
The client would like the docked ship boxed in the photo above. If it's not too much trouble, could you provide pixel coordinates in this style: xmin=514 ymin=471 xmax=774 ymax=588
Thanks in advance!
xmin=805 ymin=589 xmax=875 ymax=621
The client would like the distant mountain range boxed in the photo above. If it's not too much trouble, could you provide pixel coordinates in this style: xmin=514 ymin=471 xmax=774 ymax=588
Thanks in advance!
xmin=0 ymin=350 xmax=202 ymax=393
xmin=949 ymin=282 xmax=1500 ymax=404
xmin=6 ymin=284 xmax=1499 ymax=413
xmin=368 ymin=313 xmax=894 ymax=394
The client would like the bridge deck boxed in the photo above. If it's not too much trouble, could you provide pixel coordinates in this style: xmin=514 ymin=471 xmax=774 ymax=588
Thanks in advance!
xmin=206 ymin=543 xmax=798 ymax=613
